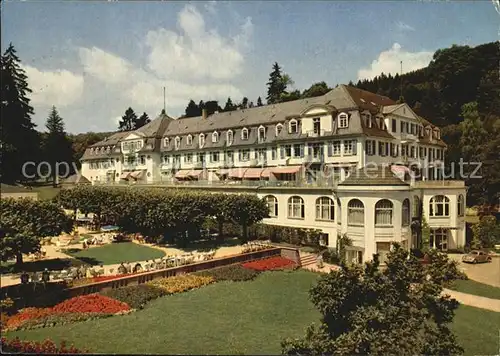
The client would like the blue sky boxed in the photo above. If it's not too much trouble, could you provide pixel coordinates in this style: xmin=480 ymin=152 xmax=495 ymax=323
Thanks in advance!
xmin=2 ymin=1 xmax=498 ymax=133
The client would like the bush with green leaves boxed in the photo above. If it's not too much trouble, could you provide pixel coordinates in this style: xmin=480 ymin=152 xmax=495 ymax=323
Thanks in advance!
xmin=197 ymin=264 xmax=260 ymax=282
xmin=100 ymin=284 xmax=166 ymax=309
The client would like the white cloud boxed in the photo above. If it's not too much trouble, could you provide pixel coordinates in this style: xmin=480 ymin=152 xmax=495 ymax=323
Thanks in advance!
xmin=79 ymin=47 xmax=131 ymax=84
xmin=395 ymin=21 xmax=415 ymax=32
xmin=204 ymin=1 xmax=217 ymax=15
xmin=357 ymin=43 xmax=433 ymax=80
xmin=23 ymin=65 xmax=84 ymax=108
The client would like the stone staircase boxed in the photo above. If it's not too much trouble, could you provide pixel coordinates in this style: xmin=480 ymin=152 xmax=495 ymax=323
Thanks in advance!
xmin=299 ymin=253 xmax=317 ymax=267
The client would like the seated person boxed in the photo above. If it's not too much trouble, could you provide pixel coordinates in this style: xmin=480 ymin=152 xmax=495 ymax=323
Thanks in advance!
xmin=125 ymin=262 xmax=132 ymax=274
xmin=133 ymin=263 xmax=143 ymax=273
xmin=117 ymin=262 xmax=127 ymax=274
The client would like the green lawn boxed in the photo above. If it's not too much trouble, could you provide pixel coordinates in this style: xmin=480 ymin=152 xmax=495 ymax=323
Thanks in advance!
xmin=450 ymin=279 xmax=500 ymax=300
xmin=63 ymin=242 xmax=165 ymax=265
xmin=6 ymin=270 xmax=500 ymax=355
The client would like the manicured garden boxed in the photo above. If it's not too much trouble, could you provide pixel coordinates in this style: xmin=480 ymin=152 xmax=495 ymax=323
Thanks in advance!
xmin=449 ymin=279 xmax=500 ymax=300
xmin=5 ymin=268 xmax=500 ymax=355
xmin=63 ymin=242 xmax=165 ymax=265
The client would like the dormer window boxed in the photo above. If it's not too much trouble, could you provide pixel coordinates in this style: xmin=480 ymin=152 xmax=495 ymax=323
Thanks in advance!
xmin=212 ymin=131 xmax=219 ymax=143
xmin=289 ymin=119 xmax=298 ymax=134
xmin=227 ymin=130 xmax=233 ymax=146
xmin=199 ymin=133 xmax=205 ymax=148
xmin=106 ymin=146 xmax=111 ymax=153
xmin=276 ymin=123 xmax=283 ymax=136
xmin=90 ymin=148 xmax=94 ymax=154
xmin=434 ymin=129 xmax=440 ymax=140
xmin=164 ymin=138 xmax=169 ymax=147
xmin=338 ymin=113 xmax=349 ymax=128
xmin=258 ymin=126 xmax=266 ymax=142
xmin=241 ymin=127 xmax=249 ymax=140
xmin=187 ymin=135 xmax=193 ymax=146
xmin=174 ymin=136 xmax=181 ymax=150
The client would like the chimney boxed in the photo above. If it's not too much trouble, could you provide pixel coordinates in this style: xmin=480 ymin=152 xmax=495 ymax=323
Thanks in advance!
xmin=202 ymin=108 xmax=207 ymax=120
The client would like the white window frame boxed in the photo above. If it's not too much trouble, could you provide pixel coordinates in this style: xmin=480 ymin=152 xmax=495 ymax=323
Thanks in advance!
xmin=288 ymin=196 xmax=305 ymax=219
xmin=164 ymin=138 xmax=169 ymax=147
xmin=338 ymin=113 xmax=349 ymax=128
xmin=265 ymin=195 xmax=278 ymax=217
xmin=184 ymin=153 xmax=193 ymax=163
xmin=276 ymin=123 xmax=283 ymax=136
xmin=199 ymin=133 xmax=205 ymax=148
xmin=344 ymin=140 xmax=355 ymax=155
xmin=331 ymin=141 xmax=341 ymax=156
xmin=316 ymin=197 xmax=334 ymax=221
xmin=227 ymin=130 xmax=233 ymax=146
xmin=402 ymin=198 xmax=410 ymax=226
xmin=186 ymin=135 xmax=193 ymax=146
xmin=210 ymin=151 xmax=219 ymax=162
xmin=174 ymin=136 xmax=181 ymax=150
xmin=348 ymin=199 xmax=364 ymax=226
xmin=258 ymin=126 xmax=266 ymax=142
xmin=430 ymin=228 xmax=448 ymax=251
xmin=241 ymin=127 xmax=249 ymax=140
xmin=429 ymin=195 xmax=450 ymax=217
xmin=457 ymin=194 xmax=464 ymax=217
xmin=212 ymin=131 xmax=219 ymax=143
xmin=375 ymin=199 xmax=393 ymax=227
xmin=289 ymin=119 xmax=298 ymax=134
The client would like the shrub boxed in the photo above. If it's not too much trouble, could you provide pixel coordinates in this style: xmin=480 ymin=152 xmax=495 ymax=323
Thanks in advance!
xmin=197 ymin=264 xmax=260 ymax=282
xmin=242 ymin=257 xmax=297 ymax=271
xmin=100 ymin=284 xmax=166 ymax=309
xmin=321 ymin=248 xmax=340 ymax=265
xmin=147 ymin=274 xmax=214 ymax=294
xmin=1 ymin=337 xmax=86 ymax=354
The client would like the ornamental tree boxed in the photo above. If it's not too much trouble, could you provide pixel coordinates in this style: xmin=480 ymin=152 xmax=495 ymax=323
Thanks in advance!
xmin=227 ymin=195 xmax=269 ymax=242
xmin=0 ymin=198 xmax=73 ymax=265
xmin=281 ymin=245 xmax=464 ymax=355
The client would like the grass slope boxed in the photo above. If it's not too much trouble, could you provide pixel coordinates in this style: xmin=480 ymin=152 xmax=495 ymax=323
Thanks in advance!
xmin=64 ymin=242 xmax=165 ymax=265
xmin=450 ymin=279 xmax=500 ymax=300
xmin=7 ymin=271 xmax=500 ymax=355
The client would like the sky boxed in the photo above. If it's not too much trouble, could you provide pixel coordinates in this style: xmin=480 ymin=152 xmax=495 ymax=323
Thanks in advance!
xmin=2 ymin=1 xmax=499 ymax=133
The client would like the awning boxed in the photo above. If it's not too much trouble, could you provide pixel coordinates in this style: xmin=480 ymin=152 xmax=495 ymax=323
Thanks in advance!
xmin=120 ymin=172 xmax=130 ymax=179
xmin=244 ymin=168 xmax=264 ymax=179
xmin=391 ymin=165 xmax=411 ymax=174
xmin=188 ymin=170 xmax=203 ymax=178
xmin=260 ymin=168 xmax=272 ymax=178
xmin=228 ymin=168 xmax=247 ymax=179
xmin=216 ymin=169 xmax=230 ymax=176
xmin=129 ymin=170 xmax=145 ymax=179
xmin=271 ymin=165 xmax=301 ymax=175
xmin=175 ymin=170 xmax=191 ymax=179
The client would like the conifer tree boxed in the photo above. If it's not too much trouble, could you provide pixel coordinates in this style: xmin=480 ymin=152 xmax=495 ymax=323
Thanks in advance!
xmin=118 ymin=107 xmax=138 ymax=132
xmin=134 ymin=112 xmax=150 ymax=129
xmin=266 ymin=62 xmax=287 ymax=104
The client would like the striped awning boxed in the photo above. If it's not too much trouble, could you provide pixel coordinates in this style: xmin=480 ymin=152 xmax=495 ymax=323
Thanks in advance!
xmin=188 ymin=170 xmax=203 ymax=178
xmin=271 ymin=165 xmax=301 ymax=174
xmin=228 ymin=168 xmax=247 ymax=179
xmin=174 ymin=170 xmax=191 ymax=179
xmin=216 ymin=169 xmax=230 ymax=176
xmin=129 ymin=170 xmax=145 ymax=179
xmin=120 ymin=172 xmax=130 ymax=179
xmin=260 ymin=168 xmax=272 ymax=178
xmin=243 ymin=168 xmax=264 ymax=179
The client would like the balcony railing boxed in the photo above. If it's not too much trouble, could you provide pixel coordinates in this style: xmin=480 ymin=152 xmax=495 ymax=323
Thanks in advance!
xmin=307 ymin=129 xmax=325 ymax=138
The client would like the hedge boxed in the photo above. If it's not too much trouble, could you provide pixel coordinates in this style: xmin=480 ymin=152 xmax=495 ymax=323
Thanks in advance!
xmin=100 ymin=284 xmax=166 ymax=309
xmin=197 ymin=264 xmax=260 ymax=282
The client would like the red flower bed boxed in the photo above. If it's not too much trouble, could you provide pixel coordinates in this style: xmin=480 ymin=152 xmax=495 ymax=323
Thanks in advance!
xmin=52 ymin=294 xmax=130 ymax=313
xmin=242 ymin=256 xmax=297 ymax=271
xmin=1 ymin=337 xmax=86 ymax=354
xmin=5 ymin=308 xmax=53 ymax=330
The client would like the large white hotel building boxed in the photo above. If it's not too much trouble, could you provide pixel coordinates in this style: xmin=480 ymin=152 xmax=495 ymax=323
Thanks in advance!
xmin=81 ymin=85 xmax=466 ymax=263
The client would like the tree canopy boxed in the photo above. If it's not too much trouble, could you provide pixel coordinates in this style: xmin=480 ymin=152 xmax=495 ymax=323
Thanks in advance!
xmin=118 ymin=107 xmax=138 ymax=132
xmin=282 ymin=245 xmax=464 ymax=356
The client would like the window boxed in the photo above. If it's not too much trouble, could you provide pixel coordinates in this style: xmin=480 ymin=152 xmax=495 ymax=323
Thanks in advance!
xmin=457 ymin=194 xmax=464 ymax=217
xmin=184 ymin=153 xmax=193 ymax=163
xmin=276 ymin=124 xmax=283 ymax=136
xmin=410 ymin=146 xmax=416 ymax=158
xmin=378 ymin=142 xmax=387 ymax=156
xmin=212 ymin=131 xmax=219 ymax=143
xmin=292 ymin=144 xmax=304 ymax=158
xmin=288 ymin=196 xmax=305 ymax=219
xmin=344 ymin=140 xmax=355 ymax=155
xmin=338 ymin=113 xmax=349 ymax=128
xmin=413 ymin=196 xmax=421 ymax=217
xmin=256 ymin=148 xmax=266 ymax=161
xmin=430 ymin=228 xmax=448 ymax=251
xmin=280 ymin=145 xmax=292 ymax=158
xmin=329 ymin=141 xmax=341 ymax=156
xmin=402 ymin=199 xmax=410 ymax=226
xmin=366 ymin=140 xmax=374 ymax=156
xmin=429 ymin=195 xmax=450 ymax=217
xmin=419 ymin=147 xmax=424 ymax=159
xmin=392 ymin=119 xmax=397 ymax=132
xmin=199 ymin=133 xmax=205 ymax=148
xmin=316 ymin=197 xmax=334 ymax=221
xmin=271 ymin=147 xmax=277 ymax=160
xmin=348 ymin=199 xmax=364 ymax=226
xmin=139 ymin=155 xmax=146 ymax=165
xmin=265 ymin=195 xmax=278 ymax=217
xmin=163 ymin=155 xmax=170 ymax=164
xmin=210 ymin=151 xmax=220 ymax=162
xmin=197 ymin=152 xmax=206 ymax=163
xmin=289 ymin=119 xmax=298 ymax=134
xmin=239 ymin=149 xmax=250 ymax=161
xmin=258 ymin=126 xmax=266 ymax=142
xmin=375 ymin=199 xmax=393 ymax=226
xmin=186 ymin=135 xmax=193 ymax=146
xmin=401 ymin=144 xmax=408 ymax=157
xmin=227 ymin=130 xmax=233 ymax=146
xmin=175 ymin=136 xmax=181 ymax=150
xmin=313 ymin=118 xmax=321 ymax=134
xmin=241 ymin=128 xmax=249 ymax=140
xmin=90 ymin=148 xmax=94 ymax=155
xmin=401 ymin=121 xmax=405 ymax=133
xmin=391 ymin=143 xmax=398 ymax=157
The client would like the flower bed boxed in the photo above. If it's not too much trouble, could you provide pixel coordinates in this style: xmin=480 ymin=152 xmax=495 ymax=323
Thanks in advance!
xmin=52 ymin=294 xmax=130 ymax=313
xmin=242 ymin=256 xmax=297 ymax=271
xmin=197 ymin=264 xmax=261 ymax=282
xmin=69 ymin=271 xmax=149 ymax=287
xmin=147 ymin=274 xmax=215 ymax=294
xmin=1 ymin=337 xmax=86 ymax=354
xmin=100 ymin=284 xmax=166 ymax=309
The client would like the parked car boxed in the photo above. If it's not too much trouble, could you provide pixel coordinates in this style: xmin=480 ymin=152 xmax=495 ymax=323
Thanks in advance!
xmin=461 ymin=250 xmax=492 ymax=264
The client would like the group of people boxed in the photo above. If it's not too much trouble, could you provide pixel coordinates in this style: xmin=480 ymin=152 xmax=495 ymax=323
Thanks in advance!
xmin=117 ymin=259 xmax=166 ymax=274
xmin=20 ymin=268 xmax=51 ymax=285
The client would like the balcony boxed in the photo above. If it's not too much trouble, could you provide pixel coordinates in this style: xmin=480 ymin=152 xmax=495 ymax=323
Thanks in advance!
xmin=307 ymin=129 xmax=325 ymax=138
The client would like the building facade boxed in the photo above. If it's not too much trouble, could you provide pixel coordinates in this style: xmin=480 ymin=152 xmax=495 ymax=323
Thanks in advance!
xmin=80 ymin=85 xmax=466 ymax=262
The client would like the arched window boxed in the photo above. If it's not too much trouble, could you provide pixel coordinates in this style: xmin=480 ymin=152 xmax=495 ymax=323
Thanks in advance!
xmin=241 ymin=128 xmax=249 ymax=140
xmin=199 ymin=133 xmax=205 ymax=148
xmin=402 ymin=198 xmax=410 ymax=226
xmin=316 ymin=197 xmax=334 ymax=221
xmin=413 ymin=196 xmax=421 ymax=217
xmin=288 ymin=196 xmax=304 ymax=219
xmin=375 ymin=199 xmax=393 ymax=226
xmin=164 ymin=138 xmax=169 ymax=147
xmin=276 ymin=124 xmax=283 ymax=136
xmin=289 ymin=119 xmax=298 ymax=134
xmin=212 ymin=131 xmax=219 ymax=143
xmin=226 ymin=130 xmax=233 ymax=145
xmin=457 ymin=194 xmax=464 ymax=217
xmin=338 ymin=112 xmax=349 ymax=128
xmin=265 ymin=195 xmax=278 ymax=217
xmin=174 ymin=136 xmax=181 ymax=150
xmin=186 ymin=135 xmax=193 ymax=146
xmin=90 ymin=148 xmax=94 ymax=154
xmin=258 ymin=125 xmax=266 ymax=142
xmin=429 ymin=195 xmax=450 ymax=217
xmin=348 ymin=199 xmax=364 ymax=226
